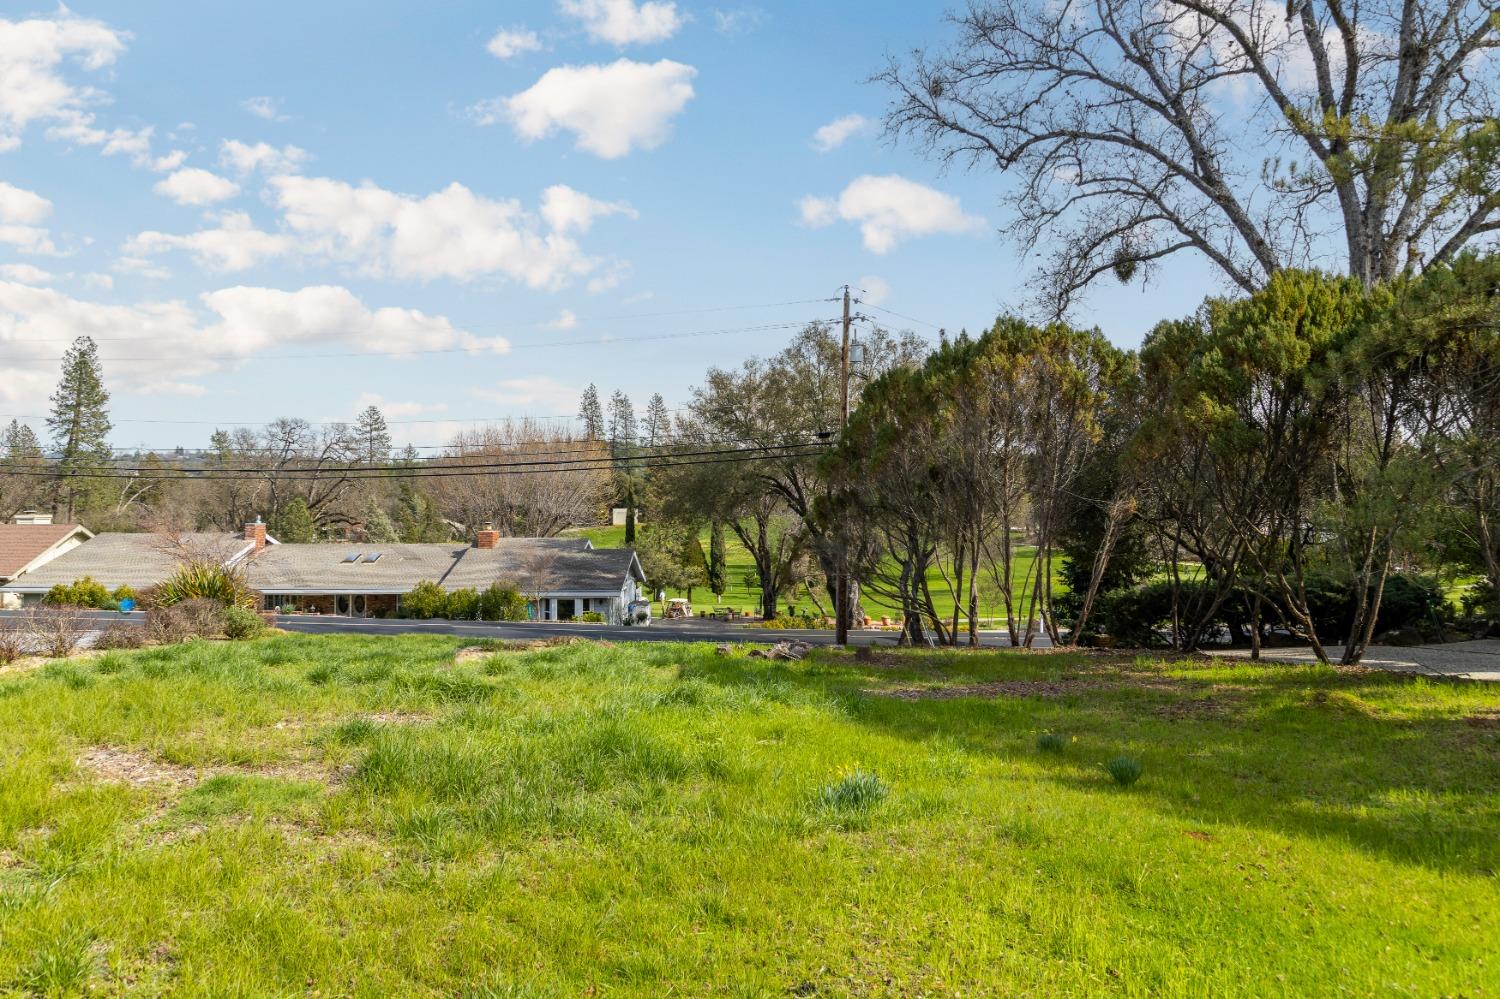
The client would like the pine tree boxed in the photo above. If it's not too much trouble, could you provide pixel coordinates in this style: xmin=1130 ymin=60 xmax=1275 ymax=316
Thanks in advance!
xmin=643 ymin=393 xmax=671 ymax=447
xmin=3 ymin=420 xmax=41 ymax=459
xmin=607 ymin=390 xmax=637 ymax=446
xmin=578 ymin=385 xmax=606 ymax=440
xmin=709 ymin=521 xmax=728 ymax=597
xmin=273 ymin=497 xmax=318 ymax=543
xmin=362 ymin=497 xmax=400 ymax=542
xmin=46 ymin=336 xmax=112 ymax=521
xmin=608 ymin=391 xmax=640 ymax=543
xmin=354 ymin=405 xmax=393 ymax=464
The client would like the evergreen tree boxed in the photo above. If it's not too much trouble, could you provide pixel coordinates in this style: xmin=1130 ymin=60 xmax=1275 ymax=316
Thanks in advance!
xmin=354 ymin=405 xmax=393 ymax=464
xmin=273 ymin=497 xmax=318 ymax=543
xmin=46 ymin=336 xmax=112 ymax=521
xmin=578 ymin=385 xmax=606 ymax=440
xmin=396 ymin=483 xmax=451 ymax=542
xmin=3 ymin=420 xmax=41 ymax=459
xmin=362 ymin=497 xmax=400 ymax=542
xmin=608 ymin=391 xmax=640 ymax=543
xmin=643 ymin=393 xmax=671 ymax=447
xmin=708 ymin=520 xmax=728 ymax=598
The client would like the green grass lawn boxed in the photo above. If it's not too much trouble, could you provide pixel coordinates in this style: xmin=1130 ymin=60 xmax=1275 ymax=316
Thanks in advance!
xmin=1 ymin=636 xmax=1497 ymax=996
xmin=569 ymin=524 xmax=1062 ymax=624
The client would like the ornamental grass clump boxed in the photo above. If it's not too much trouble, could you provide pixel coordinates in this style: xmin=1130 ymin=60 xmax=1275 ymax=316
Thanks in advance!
xmin=149 ymin=561 xmax=258 ymax=610
xmin=1036 ymin=732 xmax=1067 ymax=753
xmin=1106 ymin=755 xmax=1143 ymax=787
xmin=815 ymin=767 xmax=889 ymax=813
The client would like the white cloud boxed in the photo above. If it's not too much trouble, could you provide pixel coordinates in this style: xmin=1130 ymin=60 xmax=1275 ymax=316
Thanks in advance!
xmin=150 ymin=149 xmax=188 ymax=172
xmin=559 ymin=0 xmax=682 ymax=45
xmin=44 ymin=113 xmax=153 ymax=162
xmin=0 ymin=224 xmax=60 ymax=256
xmin=113 ymin=255 xmax=172 ymax=280
xmin=153 ymin=167 xmax=240 ymax=206
xmin=0 ymin=12 xmax=129 ymax=152
xmin=540 ymin=184 xmax=637 ymax=233
xmin=268 ymin=174 xmax=619 ymax=288
xmin=490 ymin=58 xmax=695 ymax=159
xmin=811 ymin=113 xmax=871 ymax=153
xmin=711 ymin=8 xmax=767 ymax=34
xmin=351 ymin=392 xmax=449 ymax=420
xmin=0 ymin=263 xmax=54 ymax=284
xmin=858 ymin=275 xmax=890 ymax=306
xmin=0 ymin=282 xmax=506 ymax=410
xmin=241 ymin=96 xmax=286 ymax=121
xmin=81 ymin=272 xmax=112 ymax=290
xmin=487 ymin=27 xmax=543 ymax=59
xmin=800 ymin=175 xmax=985 ymax=254
xmin=544 ymin=309 xmax=578 ymax=330
xmin=219 ymin=139 xmax=307 ymax=176
xmin=126 ymin=212 xmax=293 ymax=272
xmin=0 ymin=182 xmax=52 ymax=225
xmin=472 ymin=375 xmax=582 ymax=414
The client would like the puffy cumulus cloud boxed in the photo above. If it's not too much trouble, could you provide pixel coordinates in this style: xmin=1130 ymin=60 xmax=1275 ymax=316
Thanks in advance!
xmin=125 ymin=212 xmax=293 ymax=272
xmin=219 ymin=139 xmax=307 ymax=176
xmin=267 ymin=175 xmax=626 ymax=288
xmin=488 ymin=58 xmax=695 ymax=159
xmin=487 ymin=27 xmax=543 ymax=59
xmin=0 ymin=263 xmax=54 ymax=284
xmin=149 ymin=149 xmax=187 ymax=172
xmin=800 ymin=175 xmax=985 ymax=254
xmin=559 ymin=0 xmax=683 ymax=45
xmin=811 ymin=113 xmax=871 ymax=153
xmin=153 ymin=167 xmax=241 ymax=206
xmin=198 ymin=285 xmax=509 ymax=357
xmin=540 ymin=184 xmax=637 ymax=233
xmin=0 ymin=281 xmax=504 ymax=409
xmin=472 ymin=375 xmax=583 ymax=414
xmin=543 ymin=308 xmax=578 ymax=330
xmin=0 ymin=182 xmax=53 ymax=225
xmin=0 ymin=183 xmax=56 ymax=255
xmin=0 ymin=11 xmax=128 ymax=152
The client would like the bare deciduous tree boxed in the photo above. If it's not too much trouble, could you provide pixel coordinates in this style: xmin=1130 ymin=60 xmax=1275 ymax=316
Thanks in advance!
xmin=432 ymin=421 xmax=609 ymax=538
xmin=880 ymin=0 xmax=1500 ymax=313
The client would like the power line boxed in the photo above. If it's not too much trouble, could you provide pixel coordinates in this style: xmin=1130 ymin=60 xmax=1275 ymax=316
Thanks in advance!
xmin=863 ymin=303 xmax=946 ymax=331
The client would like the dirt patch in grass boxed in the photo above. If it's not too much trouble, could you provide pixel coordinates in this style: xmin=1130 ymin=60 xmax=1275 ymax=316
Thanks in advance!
xmin=80 ymin=747 xmax=200 ymax=788
xmin=1463 ymin=710 xmax=1500 ymax=729
xmin=1151 ymin=696 xmax=1239 ymax=721
xmin=869 ymin=679 xmax=1116 ymax=701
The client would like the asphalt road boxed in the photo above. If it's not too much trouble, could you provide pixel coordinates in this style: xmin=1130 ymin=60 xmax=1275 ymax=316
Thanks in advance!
xmin=0 ymin=610 xmax=1038 ymax=647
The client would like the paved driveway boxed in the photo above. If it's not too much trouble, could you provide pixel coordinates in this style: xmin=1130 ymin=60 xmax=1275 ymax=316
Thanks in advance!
xmin=1212 ymin=640 xmax=1500 ymax=681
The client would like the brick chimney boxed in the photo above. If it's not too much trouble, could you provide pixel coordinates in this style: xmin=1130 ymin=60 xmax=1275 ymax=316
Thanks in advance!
xmin=475 ymin=527 xmax=500 ymax=550
xmin=245 ymin=517 xmax=268 ymax=550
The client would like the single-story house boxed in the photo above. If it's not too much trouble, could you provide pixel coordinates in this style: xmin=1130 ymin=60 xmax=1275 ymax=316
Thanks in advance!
xmin=0 ymin=523 xmax=647 ymax=624
xmin=0 ymin=515 xmax=95 ymax=608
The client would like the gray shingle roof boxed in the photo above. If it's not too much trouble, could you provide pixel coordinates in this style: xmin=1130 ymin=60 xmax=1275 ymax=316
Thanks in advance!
xmin=0 ymin=532 xmax=245 ymax=593
xmin=243 ymin=537 xmax=639 ymax=595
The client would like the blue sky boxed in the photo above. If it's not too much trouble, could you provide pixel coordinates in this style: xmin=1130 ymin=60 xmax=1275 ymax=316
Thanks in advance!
xmin=0 ymin=1 xmax=1218 ymax=451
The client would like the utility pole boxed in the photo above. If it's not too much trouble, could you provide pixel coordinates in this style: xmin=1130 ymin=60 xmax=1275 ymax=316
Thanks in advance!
xmin=836 ymin=284 xmax=852 ymax=647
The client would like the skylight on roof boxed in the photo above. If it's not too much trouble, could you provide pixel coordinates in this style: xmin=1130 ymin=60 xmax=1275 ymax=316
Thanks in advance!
xmin=341 ymin=553 xmax=361 ymax=563
xmin=363 ymin=553 xmax=382 ymax=563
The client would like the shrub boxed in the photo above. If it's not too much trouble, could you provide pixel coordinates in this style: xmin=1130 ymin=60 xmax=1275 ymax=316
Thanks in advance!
xmin=24 ymin=607 xmax=87 ymax=658
xmin=579 ymin=611 xmax=606 ymax=623
xmin=44 ymin=576 xmax=112 ymax=609
xmin=401 ymin=581 xmax=447 ymax=619
xmin=144 ymin=600 xmax=227 ymax=644
xmin=445 ymin=588 xmax=480 ymax=621
xmin=148 ymin=561 xmax=258 ymax=610
xmin=1106 ymin=755 xmax=1143 ymax=787
xmin=478 ymin=581 xmax=528 ymax=622
xmin=815 ymin=768 xmax=889 ymax=812
xmin=1460 ymin=581 xmax=1499 ymax=618
xmin=0 ymin=620 xmax=25 ymax=664
xmin=94 ymin=622 xmax=147 ymax=650
xmin=222 ymin=604 xmax=267 ymax=641
xmin=111 ymin=584 xmax=138 ymax=606
xmin=1036 ymin=732 xmax=1067 ymax=753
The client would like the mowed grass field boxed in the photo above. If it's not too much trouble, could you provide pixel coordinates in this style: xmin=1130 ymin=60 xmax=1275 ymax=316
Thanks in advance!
xmin=569 ymin=524 xmax=1062 ymax=623
xmin=1 ymin=635 xmax=1497 ymax=996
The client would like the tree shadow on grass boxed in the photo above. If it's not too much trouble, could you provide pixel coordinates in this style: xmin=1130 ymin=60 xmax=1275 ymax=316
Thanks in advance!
xmin=677 ymin=647 xmax=1500 ymax=876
